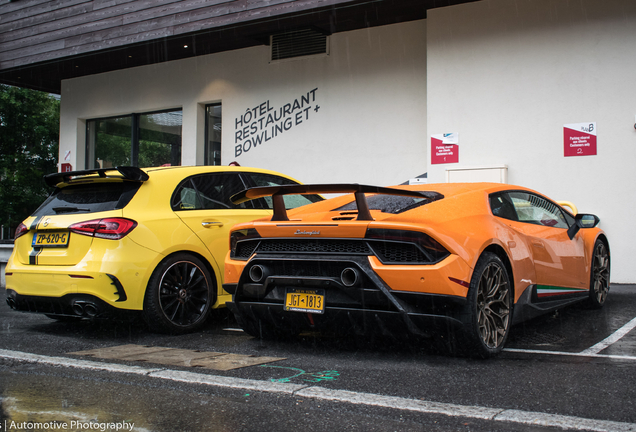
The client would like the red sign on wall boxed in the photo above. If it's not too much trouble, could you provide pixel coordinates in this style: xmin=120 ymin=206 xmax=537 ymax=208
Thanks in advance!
xmin=431 ymin=133 xmax=459 ymax=165
xmin=61 ymin=163 xmax=73 ymax=172
xmin=564 ymin=122 xmax=596 ymax=157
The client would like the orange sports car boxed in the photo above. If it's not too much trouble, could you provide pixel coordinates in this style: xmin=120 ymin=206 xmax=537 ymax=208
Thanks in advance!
xmin=223 ymin=183 xmax=610 ymax=357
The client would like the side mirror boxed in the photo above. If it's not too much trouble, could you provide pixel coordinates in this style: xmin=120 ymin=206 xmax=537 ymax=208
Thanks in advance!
xmin=578 ymin=214 xmax=600 ymax=228
xmin=567 ymin=213 xmax=600 ymax=239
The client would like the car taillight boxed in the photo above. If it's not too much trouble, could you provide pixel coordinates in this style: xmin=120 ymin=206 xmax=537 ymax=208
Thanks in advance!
xmin=69 ymin=218 xmax=137 ymax=240
xmin=230 ymin=228 xmax=261 ymax=254
xmin=365 ymin=228 xmax=450 ymax=262
xmin=14 ymin=223 xmax=29 ymax=240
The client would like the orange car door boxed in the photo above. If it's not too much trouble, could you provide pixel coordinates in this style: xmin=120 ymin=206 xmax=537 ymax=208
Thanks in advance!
xmin=504 ymin=192 xmax=587 ymax=290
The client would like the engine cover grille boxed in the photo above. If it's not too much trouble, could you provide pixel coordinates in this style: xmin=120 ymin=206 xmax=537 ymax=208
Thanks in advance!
xmin=257 ymin=239 xmax=371 ymax=255
xmin=234 ymin=238 xmax=447 ymax=265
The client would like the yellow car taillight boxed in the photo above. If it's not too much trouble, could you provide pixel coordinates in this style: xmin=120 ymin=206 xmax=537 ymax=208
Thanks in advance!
xmin=69 ymin=218 xmax=137 ymax=240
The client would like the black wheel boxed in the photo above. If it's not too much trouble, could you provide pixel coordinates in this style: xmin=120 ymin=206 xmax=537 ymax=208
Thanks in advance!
xmin=588 ymin=239 xmax=610 ymax=309
xmin=143 ymin=253 xmax=215 ymax=334
xmin=460 ymin=252 xmax=512 ymax=358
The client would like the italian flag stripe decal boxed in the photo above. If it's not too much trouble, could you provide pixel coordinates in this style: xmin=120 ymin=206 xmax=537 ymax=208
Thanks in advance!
xmin=537 ymin=285 xmax=587 ymax=298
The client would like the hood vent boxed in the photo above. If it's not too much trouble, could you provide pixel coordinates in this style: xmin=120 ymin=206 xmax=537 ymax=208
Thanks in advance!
xmin=271 ymin=29 xmax=328 ymax=61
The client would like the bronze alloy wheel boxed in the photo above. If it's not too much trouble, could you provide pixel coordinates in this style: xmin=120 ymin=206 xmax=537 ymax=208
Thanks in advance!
xmin=589 ymin=240 xmax=610 ymax=309
xmin=461 ymin=252 xmax=512 ymax=358
xmin=476 ymin=261 xmax=511 ymax=349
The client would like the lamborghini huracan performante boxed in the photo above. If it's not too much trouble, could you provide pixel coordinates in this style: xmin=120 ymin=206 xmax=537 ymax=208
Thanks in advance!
xmin=5 ymin=166 xmax=320 ymax=333
xmin=224 ymin=183 xmax=610 ymax=357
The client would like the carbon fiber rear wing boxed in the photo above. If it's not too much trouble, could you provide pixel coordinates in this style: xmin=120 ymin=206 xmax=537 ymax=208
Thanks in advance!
xmin=231 ymin=184 xmax=443 ymax=222
xmin=44 ymin=166 xmax=149 ymax=187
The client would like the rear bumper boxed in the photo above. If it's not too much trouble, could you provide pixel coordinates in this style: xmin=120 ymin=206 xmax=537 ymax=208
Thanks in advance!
xmin=4 ymin=269 xmax=139 ymax=310
xmin=4 ymin=248 xmax=160 ymax=310
xmin=229 ymin=254 xmax=469 ymax=338
xmin=5 ymin=290 xmax=133 ymax=319
xmin=228 ymin=298 xmax=465 ymax=338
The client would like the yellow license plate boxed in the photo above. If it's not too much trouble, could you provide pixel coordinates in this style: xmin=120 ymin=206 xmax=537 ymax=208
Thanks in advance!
xmin=32 ymin=231 xmax=70 ymax=248
xmin=284 ymin=289 xmax=325 ymax=314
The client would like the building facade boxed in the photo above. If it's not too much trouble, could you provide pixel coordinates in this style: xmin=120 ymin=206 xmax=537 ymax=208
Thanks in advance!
xmin=59 ymin=19 xmax=427 ymax=187
xmin=1 ymin=0 xmax=634 ymax=282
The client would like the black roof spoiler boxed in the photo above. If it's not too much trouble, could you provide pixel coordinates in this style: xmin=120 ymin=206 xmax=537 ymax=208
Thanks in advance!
xmin=44 ymin=166 xmax=149 ymax=187
xmin=231 ymin=183 xmax=444 ymax=222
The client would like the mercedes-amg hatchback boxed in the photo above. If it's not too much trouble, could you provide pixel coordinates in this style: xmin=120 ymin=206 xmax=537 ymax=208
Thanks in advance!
xmin=5 ymin=165 xmax=320 ymax=333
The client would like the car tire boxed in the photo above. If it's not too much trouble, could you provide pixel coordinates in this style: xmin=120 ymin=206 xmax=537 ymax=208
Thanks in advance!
xmin=460 ymin=252 xmax=513 ymax=358
xmin=143 ymin=253 xmax=215 ymax=334
xmin=588 ymin=239 xmax=610 ymax=309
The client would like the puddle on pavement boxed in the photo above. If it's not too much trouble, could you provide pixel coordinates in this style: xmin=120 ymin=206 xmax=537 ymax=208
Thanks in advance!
xmin=69 ymin=344 xmax=285 ymax=371
xmin=0 ymin=370 xmax=251 ymax=432
xmin=0 ymin=373 xmax=150 ymax=432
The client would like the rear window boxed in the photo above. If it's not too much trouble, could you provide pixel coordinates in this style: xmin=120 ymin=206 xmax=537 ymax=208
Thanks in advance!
xmin=171 ymin=173 xmax=252 ymax=210
xmin=32 ymin=182 xmax=141 ymax=216
xmin=335 ymin=195 xmax=427 ymax=214
xmin=244 ymin=173 xmax=323 ymax=209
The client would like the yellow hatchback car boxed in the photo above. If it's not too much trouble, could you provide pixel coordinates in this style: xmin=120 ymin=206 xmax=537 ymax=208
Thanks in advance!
xmin=5 ymin=165 xmax=320 ymax=333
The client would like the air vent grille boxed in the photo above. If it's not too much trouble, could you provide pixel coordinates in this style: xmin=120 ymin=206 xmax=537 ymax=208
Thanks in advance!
xmin=271 ymin=29 xmax=328 ymax=61
xmin=258 ymin=239 xmax=370 ymax=255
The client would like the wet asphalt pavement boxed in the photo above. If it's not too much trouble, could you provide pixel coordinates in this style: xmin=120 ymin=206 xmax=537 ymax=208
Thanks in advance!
xmin=1 ymin=284 xmax=635 ymax=431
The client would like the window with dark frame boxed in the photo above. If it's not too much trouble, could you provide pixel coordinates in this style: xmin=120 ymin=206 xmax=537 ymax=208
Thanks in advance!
xmin=205 ymin=103 xmax=222 ymax=165
xmin=86 ymin=109 xmax=182 ymax=169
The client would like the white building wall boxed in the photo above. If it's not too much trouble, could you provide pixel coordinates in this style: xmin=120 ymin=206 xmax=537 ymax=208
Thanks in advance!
xmin=58 ymin=1 xmax=635 ymax=282
xmin=427 ymin=0 xmax=636 ymax=283
xmin=59 ymin=20 xmax=427 ymax=187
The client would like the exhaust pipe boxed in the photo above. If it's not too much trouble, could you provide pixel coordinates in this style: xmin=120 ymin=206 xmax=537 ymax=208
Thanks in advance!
xmin=249 ymin=265 xmax=268 ymax=283
xmin=341 ymin=267 xmax=359 ymax=287
xmin=71 ymin=301 xmax=85 ymax=316
xmin=84 ymin=303 xmax=99 ymax=318
xmin=6 ymin=298 xmax=16 ymax=310
xmin=71 ymin=300 xmax=100 ymax=317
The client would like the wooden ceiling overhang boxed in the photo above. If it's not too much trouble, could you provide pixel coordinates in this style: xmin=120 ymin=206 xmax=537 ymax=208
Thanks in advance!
xmin=0 ymin=0 xmax=477 ymax=94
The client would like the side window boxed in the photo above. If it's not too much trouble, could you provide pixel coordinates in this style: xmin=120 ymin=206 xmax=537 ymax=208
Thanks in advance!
xmin=489 ymin=193 xmax=518 ymax=221
xmin=172 ymin=180 xmax=200 ymax=210
xmin=171 ymin=174 xmax=251 ymax=211
xmin=243 ymin=173 xmax=323 ymax=209
xmin=508 ymin=192 xmax=569 ymax=228
xmin=562 ymin=208 xmax=575 ymax=226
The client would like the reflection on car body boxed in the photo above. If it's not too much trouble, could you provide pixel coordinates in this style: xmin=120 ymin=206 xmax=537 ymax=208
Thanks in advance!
xmin=5 ymin=165 xmax=321 ymax=333
xmin=224 ymin=183 xmax=610 ymax=357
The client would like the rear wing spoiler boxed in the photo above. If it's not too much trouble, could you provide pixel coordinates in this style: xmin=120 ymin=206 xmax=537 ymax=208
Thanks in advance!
xmin=44 ymin=166 xmax=149 ymax=187
xmin=231 ymin=184 xmax=444 ymax=222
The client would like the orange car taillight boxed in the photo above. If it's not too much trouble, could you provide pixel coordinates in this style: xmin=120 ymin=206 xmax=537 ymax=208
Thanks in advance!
xmin=365 ymin=228 xmax=450 ymax=263
xmin=69 ymin=218 xmax=137 ymax=240
xmin=230 ymin=228 xmax=261 ymax=255
xmin=14 ymin=223 xmax=29 ymax=240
